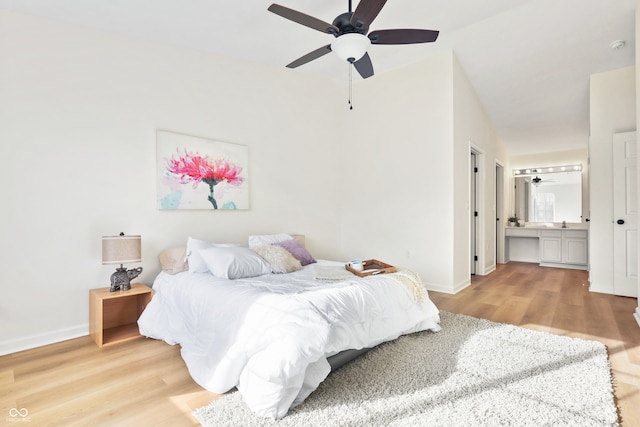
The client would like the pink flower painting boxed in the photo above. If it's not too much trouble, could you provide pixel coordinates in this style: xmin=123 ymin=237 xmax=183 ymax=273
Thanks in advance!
xmin=157 ymin=131 xmax=249 ymax=210
xmin=167 ymin=150 xmax=244 ymax=209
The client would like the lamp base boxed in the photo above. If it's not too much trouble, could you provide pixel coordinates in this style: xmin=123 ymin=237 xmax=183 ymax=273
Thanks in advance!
xmin=109 ymin=265 xmax=143 ymax=292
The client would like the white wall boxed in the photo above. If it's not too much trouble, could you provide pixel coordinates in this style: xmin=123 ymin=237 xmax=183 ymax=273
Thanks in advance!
xmin=0 ymin=10 xmax=344 ymax=354
xmin=452 ymin=54 xmax=507 ymax=286
xmin=0 ymin=10 xmax=506 ymax=354
xmin=340 ymin=51 xmax=506 ymax=294
xmin=589 ymin=65 xmax=636 ymax=294
xmin=636 ymin=0 xmax=640 ymax=320
xmin=339 ymin=52 xmax=456 ymax=292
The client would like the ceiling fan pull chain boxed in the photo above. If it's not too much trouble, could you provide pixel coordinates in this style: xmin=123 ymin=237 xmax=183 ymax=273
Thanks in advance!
xmin=349 ymin=64 xmax=353 ymax=110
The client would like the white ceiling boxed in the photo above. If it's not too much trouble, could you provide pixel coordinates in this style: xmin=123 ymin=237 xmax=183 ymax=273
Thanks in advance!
xmin=0 ymin=0 xmax=635 ymax=155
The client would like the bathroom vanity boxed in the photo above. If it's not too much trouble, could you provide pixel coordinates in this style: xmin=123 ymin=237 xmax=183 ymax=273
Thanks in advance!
xmin=505 ymin=225 xmax=588 ymax=270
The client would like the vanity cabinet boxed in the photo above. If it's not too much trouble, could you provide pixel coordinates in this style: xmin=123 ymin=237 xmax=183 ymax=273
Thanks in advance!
xmin=562 ymin=230 xmax=589 ymax=265
xmin=506 ymin=227 xmax=588 ymax=269
xmin=539 ymin=230 xmax=562 ymax=263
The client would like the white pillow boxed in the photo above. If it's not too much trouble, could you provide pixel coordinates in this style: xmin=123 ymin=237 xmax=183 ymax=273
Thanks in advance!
xmin=186 ymin=236 xmax=240 ymax=273
xmin=248 ymin=233 xmax=293 ymax=248
xmin=252 ymin=244 xmax=302 ymax=274
xmin=199 ymin=246 xmax=271 ymax=279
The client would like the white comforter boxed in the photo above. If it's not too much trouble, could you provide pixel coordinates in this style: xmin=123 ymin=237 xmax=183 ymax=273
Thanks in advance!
xmin=138 ymin=261 xmax=440 ymax=419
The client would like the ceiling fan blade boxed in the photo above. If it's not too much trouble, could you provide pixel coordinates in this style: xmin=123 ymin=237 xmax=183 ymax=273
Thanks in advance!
xmin=350 ymin=0 xmax=387 ymax=32
xmin=286 ymin=44 xmax=332 ymax=68
xmin=368 ymin=29 xmax=439 ymax=45
xmin=268 ymin=4 xmax=339 ymax=35
xmin=353 ymin=52 xmax=374 ymax=79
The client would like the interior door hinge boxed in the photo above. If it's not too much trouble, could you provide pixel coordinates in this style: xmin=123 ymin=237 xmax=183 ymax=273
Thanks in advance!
xmin=474 ymin=255 xmax=478 ymax=261
xmin=474 ymin=211 xmax=478 ymax=217
xmin=474 ymin=167 xmax=478 ymax=173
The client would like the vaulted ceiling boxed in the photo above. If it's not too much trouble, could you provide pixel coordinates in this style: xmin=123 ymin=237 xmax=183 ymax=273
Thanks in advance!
xmin=0 ymin=0 xmax=635 ymax=155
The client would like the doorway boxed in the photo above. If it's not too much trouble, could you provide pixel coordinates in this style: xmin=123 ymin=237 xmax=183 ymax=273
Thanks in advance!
xmin=470 ymin=145 xmax=486 ymax=277
xmin=496 ymin=162 xmax=505 ymax=264
xmin=470 ymin=152 xmax=477 ymax=275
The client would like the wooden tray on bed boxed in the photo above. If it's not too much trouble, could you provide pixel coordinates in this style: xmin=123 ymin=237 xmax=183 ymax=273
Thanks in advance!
xmin=345 ymin=259 xmax=397 ymax=277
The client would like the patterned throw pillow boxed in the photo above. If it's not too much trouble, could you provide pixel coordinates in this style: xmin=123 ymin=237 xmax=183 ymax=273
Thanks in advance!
xmin=252 ymin=244 xmax=302 ymax=274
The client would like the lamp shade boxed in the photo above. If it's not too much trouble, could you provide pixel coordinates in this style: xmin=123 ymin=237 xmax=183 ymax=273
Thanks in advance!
xmin=331 ymin=33 xmax=371 ymax=63
xmin=102 ymin=234 xmax=141 ymax=264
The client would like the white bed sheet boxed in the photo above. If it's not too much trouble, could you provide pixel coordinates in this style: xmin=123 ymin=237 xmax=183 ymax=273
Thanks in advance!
xmin=138 ymin=260 xmax=440 ymax=419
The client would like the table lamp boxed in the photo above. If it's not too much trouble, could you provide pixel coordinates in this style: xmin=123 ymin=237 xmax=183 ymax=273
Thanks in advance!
xmin=102 ymin=232 xmax=143 ymax=292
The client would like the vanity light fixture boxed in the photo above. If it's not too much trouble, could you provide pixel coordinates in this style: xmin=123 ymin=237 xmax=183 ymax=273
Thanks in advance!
xmin=513 ymin=164 xmax=582 ymax=176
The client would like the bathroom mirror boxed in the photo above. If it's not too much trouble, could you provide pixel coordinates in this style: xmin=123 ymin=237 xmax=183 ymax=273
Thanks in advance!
xmin=514 ymin=171 xmax=582 ymax=223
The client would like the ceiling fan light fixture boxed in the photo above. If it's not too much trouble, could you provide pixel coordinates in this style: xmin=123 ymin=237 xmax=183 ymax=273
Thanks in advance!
xmin=331 ymin=33 xmax=370 ymax=63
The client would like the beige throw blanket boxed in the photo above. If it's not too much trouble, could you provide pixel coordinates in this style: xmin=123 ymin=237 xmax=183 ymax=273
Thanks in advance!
xmin=313 ymin=265 xmax=427 ymax=302
xmin=387 ymin=269 xmax=427 ymax=302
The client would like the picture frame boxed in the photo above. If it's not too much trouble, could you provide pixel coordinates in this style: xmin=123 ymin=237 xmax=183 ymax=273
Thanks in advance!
xmin=156 ymin=130 xmax=249 ymax=210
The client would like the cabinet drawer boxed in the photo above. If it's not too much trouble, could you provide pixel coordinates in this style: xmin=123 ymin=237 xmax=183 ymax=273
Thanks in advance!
xmin=505 ymin=228 xmax=539 ymax=237
xmin=540 ymin=229 xmax=562 ymax=238
xmin=564 ymin=230 xmax=587 ymax=239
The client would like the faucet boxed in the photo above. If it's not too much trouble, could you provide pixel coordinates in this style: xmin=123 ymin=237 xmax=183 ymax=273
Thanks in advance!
xmin=562 ymin=221 xmax=567 ymax=228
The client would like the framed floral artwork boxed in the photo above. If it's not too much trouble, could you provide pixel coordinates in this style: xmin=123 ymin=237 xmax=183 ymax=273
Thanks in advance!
xmin=156 ymin=130 xmax=249 ymax=210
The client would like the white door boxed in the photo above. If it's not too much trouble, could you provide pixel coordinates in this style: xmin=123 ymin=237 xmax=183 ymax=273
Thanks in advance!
xmin=496 ymin=163 xmax=504 ymax=264
xmin=613 ymin=131 xmax=638 ymax=297
xmin=470 ymin=152 xmax=477 ymax=275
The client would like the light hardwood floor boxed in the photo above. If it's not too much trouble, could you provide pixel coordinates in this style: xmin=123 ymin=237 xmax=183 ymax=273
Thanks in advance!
xmin=0 ymin=331 xmax=218 ymax=426
xmin=2 ymin=262 xmax=639 ymax=426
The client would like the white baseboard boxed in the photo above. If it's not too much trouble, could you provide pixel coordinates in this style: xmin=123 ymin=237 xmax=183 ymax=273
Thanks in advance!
xmin=634 ymin=307 xmax=640 ymax=328
xmin=481 ymin=264 xmax=496 ymax=276
xmin=425 ymin=282 xmax=456 ymax=294
xmin=425 ymin=277 xmax=472 ymax=295
xmin=453 ymin=277 xmax=472 ymax=293
xmin=0 ymin=324 xmax=89 ymax=356
xmin=588 ymin=282 xmax=613 ymax=295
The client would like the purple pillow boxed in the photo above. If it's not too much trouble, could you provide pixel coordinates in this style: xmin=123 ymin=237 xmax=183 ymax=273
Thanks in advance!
xmin=273 ymin=239 xmax=316 ymax=266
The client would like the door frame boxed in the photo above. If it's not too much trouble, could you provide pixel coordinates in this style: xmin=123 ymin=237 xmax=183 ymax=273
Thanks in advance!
xmin=471 ymin=151 xmax=477 ymax=275
xmin=470 ymin=144 xmax=486 ymax=276
xmin=495 ymin=160 xmax=505 ymax=264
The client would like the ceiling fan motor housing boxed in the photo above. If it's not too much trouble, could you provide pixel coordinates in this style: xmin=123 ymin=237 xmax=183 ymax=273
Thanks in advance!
xmin=332 ymin=12 xmax=368 ymax=36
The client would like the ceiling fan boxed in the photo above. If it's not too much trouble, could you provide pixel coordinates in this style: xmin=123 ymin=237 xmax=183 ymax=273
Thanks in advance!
xmin=268 ymin=0 xmax=439 ymax=79
xmin=532 ymin=176 xmax=555 ymax=186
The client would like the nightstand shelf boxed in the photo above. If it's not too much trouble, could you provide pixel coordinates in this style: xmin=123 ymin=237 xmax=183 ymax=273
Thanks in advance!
xmin=90 ymin=283 xmax=153 ymax=347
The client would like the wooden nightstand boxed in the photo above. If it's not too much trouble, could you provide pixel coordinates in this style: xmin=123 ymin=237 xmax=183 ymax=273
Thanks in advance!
xmin=89 ymin=283 xmax=153 ymax=347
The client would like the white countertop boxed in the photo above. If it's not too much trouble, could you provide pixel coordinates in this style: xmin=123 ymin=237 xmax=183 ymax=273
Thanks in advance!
xmin=507 ymin=223 xmax=589 ymax=230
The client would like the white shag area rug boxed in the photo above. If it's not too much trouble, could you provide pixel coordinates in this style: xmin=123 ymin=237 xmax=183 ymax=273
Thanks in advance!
xmin=193 ymin=311 xmax=618 ymax=426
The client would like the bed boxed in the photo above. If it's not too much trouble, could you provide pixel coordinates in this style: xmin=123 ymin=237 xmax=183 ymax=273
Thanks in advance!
xmin=137 ymin=234 xmax=441 ymax=419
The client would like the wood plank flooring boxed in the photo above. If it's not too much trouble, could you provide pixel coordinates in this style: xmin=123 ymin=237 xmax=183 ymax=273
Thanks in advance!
xmin=1 ymin=261 xmax=639 ymax=425
xmin=0 ymin=334 xmax=217 ymax=426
